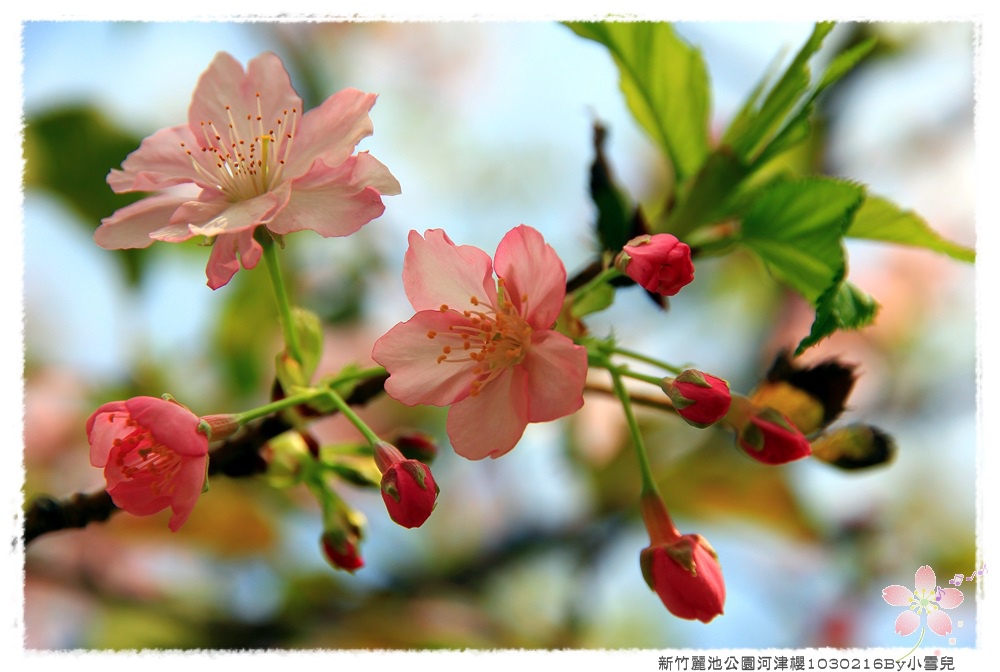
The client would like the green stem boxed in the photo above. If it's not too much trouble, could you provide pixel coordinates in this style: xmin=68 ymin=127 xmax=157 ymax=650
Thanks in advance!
xmin=229 ymin=366 xmax=388 ymax=431
xmin=259 ymin=230 xmax=303 ymax=365
xmin=321 ymin=387 xmax=382 ymax=447
xmin=897 ymin=626 xmax=926 ymax=662
xmin=608 ymin=364 xmax=660 ymax=498
xmin=612 ymin=346 xmax=685 ymax=375
xmin=233 ymin=388 xmax=324 ymax=426
xmin=618 ymin=368 xmax=669 ymax=388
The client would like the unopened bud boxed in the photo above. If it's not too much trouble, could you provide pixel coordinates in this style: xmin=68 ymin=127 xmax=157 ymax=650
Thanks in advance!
xmin=614 ymin=233 xmax=694 ymax=297
xmin=736 ymin=407 xmax=812 ymax=465
xmin=663 ymin=370 xmax=732 ymax=428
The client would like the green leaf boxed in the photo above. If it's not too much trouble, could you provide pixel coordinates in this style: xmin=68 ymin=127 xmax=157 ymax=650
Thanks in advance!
xmin=726 ymin=22 xmax=835 ymax=161
xmin=566 ymin=21 xmax=710 ymax=181
xmin=740 ymin=177 xmax=865 ymax=303
xmin=274 ymin=307 xmax=324 ymax=393
xmin=797 ymin=280 xmax=880 ymax=354
xmin=817 ymin=36 xmax=878 ymax=92
xmin=291 ymin=307 xmax=324 ymax=381
xmin=663 ymin=147 xmax=750 ymax=237
xmin=571 ymin=282 xmax=616 ymax=318
xmin=755 ymin=36 xmax=877 ymax=166
xmin=848 ymin=194 xmax=975 ymax=263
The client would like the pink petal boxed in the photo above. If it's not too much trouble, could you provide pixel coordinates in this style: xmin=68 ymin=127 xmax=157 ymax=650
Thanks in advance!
xmin=402 ymin=229 xmax=497 ymax=314
xmin=521 ymin=330 xmax=588 ymax=423
xmin=937 ymin=587 xmax=964 ymax=609
xmin=167 ymin=456 xmax=209 ymax=532
xmin=493 ymin=225 xmax=567 ymax=329
xmin=86 ymin=401 xmax=130 ymax=467
xmin=882 ymin=584 xmax=915 ymax=607
xmin=915 ymin=565 xmax=937 ymax=592
xmin=894 ymin=610 xmax=920 ymax=636
xmin=185 ymin=183 xmax=290 ymax=237
xmin=106 ymin=477 xmax=173 ymax=517
xmin=95 ymin=192 xmax=194 ymax=249
xmin=266 ymin=154 xmax=396 ymax=238
xmin=372 ymin=310 xmax=480 ymax=407
xmin=351 ymin=151 xmax=402 ymax=196
xmin=187 ymin=52 xmax=302 ymax=165
xmin=927 ymin=610 xmax=953 ymax=636
xmin=282 ymin=88 xmax=379 ymax=179
xmin=205 ymin=229 xmax=263 ymax=290
xmin=446 ymin=367 xmax=530 ymax=460
xmin=107 ymin=125 xmax=205 ymax=194
xmin=126 ymin=397 xmax=207 ymax=457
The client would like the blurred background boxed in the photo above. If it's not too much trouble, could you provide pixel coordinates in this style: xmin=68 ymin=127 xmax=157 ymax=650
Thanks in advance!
xmin=20 ymin=21 xmax=977 ymax=650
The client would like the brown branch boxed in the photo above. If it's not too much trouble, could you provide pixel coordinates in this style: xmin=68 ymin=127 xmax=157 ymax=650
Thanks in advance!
xmin=584 ymin=381 xmax=677 ymax=414
xmin=23 ymin=372 xmax=389 ymax=546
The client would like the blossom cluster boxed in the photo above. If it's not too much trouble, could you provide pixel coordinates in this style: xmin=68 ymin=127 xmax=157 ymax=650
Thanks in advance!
xmin=76 ymin=48 xmax=880 ymax=628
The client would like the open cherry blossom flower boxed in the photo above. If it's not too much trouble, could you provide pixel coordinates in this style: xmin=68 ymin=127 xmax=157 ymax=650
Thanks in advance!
xmin=372 ymin=225 xmax=588 ymax=460
xmin=883 ymin=565 xmax=964 ymax=636
xmin=87 ymin=396 xmax=210 ymax=532
xmin=96 ymin=51 xmax=400 ymax=289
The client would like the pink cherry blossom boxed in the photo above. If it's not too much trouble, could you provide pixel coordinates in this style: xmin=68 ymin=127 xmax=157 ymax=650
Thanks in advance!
xmin=87 ymin=396 xmax=210 ymax=532
xmin=96 ymin=51 xmax=400 ymax=289
xmin=883 ymin=565 xmax=964 ymax=636
xmin=372 ymin=225 xmax=588 ymax=460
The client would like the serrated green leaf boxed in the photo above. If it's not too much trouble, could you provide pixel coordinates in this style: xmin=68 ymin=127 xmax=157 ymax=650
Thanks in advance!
xmin=740 ymin=177 xmax=865 ymax=303
xmin=566 ymin=21 xmax=710 ymax=181
xmin=797 ymin=280 xmax=880 ymax=354
xmin=848 ymin=194 xmax=975 ymax=263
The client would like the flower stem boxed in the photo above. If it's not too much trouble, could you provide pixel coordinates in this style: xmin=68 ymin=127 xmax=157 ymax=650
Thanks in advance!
xmin=612 ymin=346 xmax=686 ymax=375
xmin=897 ymin=626 xmax=926 ymax=662
xmin=233 ymin=388 xmax=323 ymax=426
xmin=259 ymin=230 xmax=303 ymax=365
xmin=608 ymin=364 xmax=660 ymax=498
xmin=617 ymin=368 xmax=669 ymax=387
xmin=321 ymin=387 xmax=382 ymax=447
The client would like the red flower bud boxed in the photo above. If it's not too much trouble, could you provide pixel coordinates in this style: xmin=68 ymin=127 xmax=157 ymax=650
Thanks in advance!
xmin=374 ymin=441 xmax=440 ymax=528
xmin=321 ymin=529 xmax=364 ymax=573
xmin=639 ymin=493 xmax=725 ymax=623
xmin=641 ymin=536 xmax=726 ymax=624
xmin=737 ymin=407 xmax=812 ymax=465
xmin=615 ymin=233 xmax=694 ymax=296
xmin=663 ymin=370 xmax=732 ymax=428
